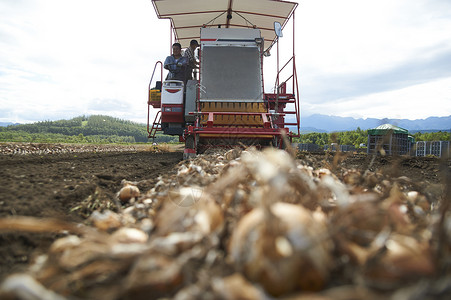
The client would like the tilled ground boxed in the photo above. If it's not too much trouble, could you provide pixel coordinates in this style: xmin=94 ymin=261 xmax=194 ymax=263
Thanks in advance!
xmin=0 ymin=143 xmax=182 ymax=280
xmin=298 ymin=150 xmax=448 ymax=184
xmin=0 ymin=142 xmax=450 ymax=299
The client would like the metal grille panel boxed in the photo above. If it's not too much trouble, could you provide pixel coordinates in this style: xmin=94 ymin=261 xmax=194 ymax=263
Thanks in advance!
xmin=200 ymin=46 xmax=263 ymax=102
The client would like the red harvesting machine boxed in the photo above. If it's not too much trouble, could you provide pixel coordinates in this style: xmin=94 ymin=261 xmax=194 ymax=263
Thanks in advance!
xmin=147 ymin=0 xmax=300 ymax=159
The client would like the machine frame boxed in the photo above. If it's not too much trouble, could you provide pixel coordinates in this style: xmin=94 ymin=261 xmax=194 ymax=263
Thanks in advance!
xmin=147 ymin=0 xmax=300 ymax=158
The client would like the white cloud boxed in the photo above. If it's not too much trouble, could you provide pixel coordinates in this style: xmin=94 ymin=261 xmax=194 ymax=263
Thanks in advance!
xmin=303 ymin=77 xmax=451 ymax=120
xmin=0 ymin=0 xmax=170 ymax=124
xmin=297 ymin=0 xmax=451 ymax=74
xmin=296 ymin=0 xmax=451 ymax=119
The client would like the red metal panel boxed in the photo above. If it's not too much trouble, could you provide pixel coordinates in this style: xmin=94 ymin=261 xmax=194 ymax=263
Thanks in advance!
xmin=166 ymin=88 xmax=182 ymax=93
xmin=207 ymin=112 xmax=214 ymax=127
xmin=184 ymin=148 xmax=196 ymax=154
xmin=261 ymin=113 xmax=270 ymax=128
xmin=161 ymin=104 xmax=184 ymax=123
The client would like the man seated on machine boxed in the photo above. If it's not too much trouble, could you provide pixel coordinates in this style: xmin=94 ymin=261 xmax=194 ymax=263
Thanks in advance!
xmin=164 ymin=42 xmax=188 ymax=82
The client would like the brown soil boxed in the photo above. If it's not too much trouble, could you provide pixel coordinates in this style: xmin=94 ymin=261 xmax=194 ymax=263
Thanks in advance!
xmin=0 ymin=143 xmax=449 ymax=292
xmin=298 ymin=151 xmax=449 ymax=184
xmin=0 ymin=145 xmax=183 ymax=280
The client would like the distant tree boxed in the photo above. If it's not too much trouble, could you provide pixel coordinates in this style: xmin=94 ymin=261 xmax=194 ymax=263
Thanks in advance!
xmin=413 ymin=131 xmax=450 ymax=142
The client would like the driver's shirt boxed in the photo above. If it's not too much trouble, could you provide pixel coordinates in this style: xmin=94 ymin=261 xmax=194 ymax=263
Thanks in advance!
xmin=164 ymin=55 xmax=188 ymax=80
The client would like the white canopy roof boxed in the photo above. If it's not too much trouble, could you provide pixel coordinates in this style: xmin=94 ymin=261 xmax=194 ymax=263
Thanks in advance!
xmin=151 ymin=0 xmax=298 ymax=48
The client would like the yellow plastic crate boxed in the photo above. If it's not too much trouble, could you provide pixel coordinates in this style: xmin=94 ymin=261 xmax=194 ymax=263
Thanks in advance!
xmin=149 ymin=89 xmax=161 ymax=102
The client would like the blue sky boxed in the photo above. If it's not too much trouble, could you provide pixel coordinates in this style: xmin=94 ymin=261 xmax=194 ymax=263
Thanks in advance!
xmin=1 ymin=0 xmax=450 ymax=124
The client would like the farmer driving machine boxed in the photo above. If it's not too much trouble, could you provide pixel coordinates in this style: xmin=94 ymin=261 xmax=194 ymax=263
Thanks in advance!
xmin=147 ymin=0 xmax=300 ymax=159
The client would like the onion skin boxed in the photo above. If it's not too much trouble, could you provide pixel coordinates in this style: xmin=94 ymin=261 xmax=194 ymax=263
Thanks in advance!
xmin=229 ymin=202 xmax=333 ymax=296
xmin=118 ymin=185 xmax=140 ymax=202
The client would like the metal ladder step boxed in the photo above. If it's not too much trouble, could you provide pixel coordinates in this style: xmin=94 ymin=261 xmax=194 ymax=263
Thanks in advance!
xmin=149 ymin=111 xmax=162 ymax=139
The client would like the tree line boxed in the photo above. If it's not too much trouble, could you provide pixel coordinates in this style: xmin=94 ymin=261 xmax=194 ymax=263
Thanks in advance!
xmin=1 ymin=117 xmax=448 ymax=145
xmin=294 ymin=128 xmax=450 ymax=148
xmin=0 ymin=115 xmax=179 ymax=144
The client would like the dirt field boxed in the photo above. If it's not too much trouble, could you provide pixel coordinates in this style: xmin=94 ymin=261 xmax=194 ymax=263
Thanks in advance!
xmin=0 ymin=142 xmax=449 ymax=298
xmin=0 ymin=144 xmax=183 ymax=280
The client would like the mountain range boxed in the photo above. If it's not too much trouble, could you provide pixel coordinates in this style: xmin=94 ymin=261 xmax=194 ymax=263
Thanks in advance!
xmin=0 ymin=122 xmax=20 ymax=127
xmin=297 ymin=114 xmax=451 ymax=133
xmin=2 ymin=115 xmax=450 ymax=134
